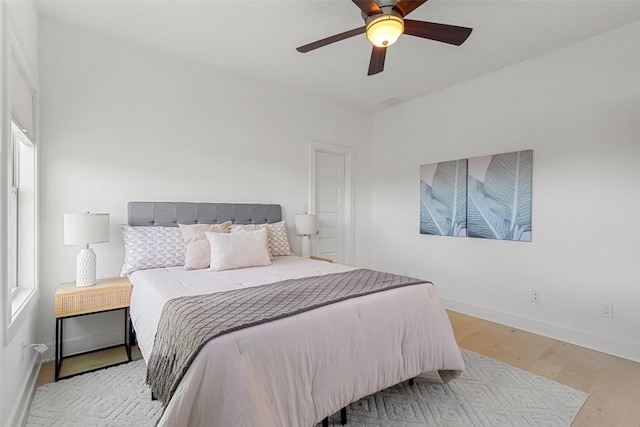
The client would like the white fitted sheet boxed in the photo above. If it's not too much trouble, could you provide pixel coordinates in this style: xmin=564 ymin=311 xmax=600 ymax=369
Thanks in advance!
xmin=129 ymin=256 xmax=464 ymax=426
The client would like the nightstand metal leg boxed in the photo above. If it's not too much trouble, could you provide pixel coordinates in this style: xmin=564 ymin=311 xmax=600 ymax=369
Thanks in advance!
xmin=124 ymin=308 xmax=132 ymax=361
xmin=55 ymin=317 xmax=63 ymax=382
xmin=130 ymin=315 xmax=137 ymax=346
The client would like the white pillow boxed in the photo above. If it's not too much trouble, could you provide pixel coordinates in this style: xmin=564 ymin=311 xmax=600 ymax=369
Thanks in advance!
xmin=206 ymin=228 xmax=271 ymax=272
xmin=230 ymin=221 xmax=291 ymax=257
xmin=229 ymin=224 xmax=272 ymax=260
xmin=121 ymin=225 xmax=186 ymax=275
xmin=229 ymin=224 xmax=267 ymax=232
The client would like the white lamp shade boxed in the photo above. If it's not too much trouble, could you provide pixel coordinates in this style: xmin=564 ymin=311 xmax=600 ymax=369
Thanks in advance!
xmin=64 ymin=213 xmax=110 ymax=245
xmin=294 ymin=214 xmax=318 ymax=236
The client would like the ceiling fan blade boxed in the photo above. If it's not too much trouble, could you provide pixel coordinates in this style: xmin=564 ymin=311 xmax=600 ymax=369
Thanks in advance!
xmin=393 ymin=0 xmax=428 ymax=17
xmin=403 ymin=20 xmax=473 ymax=46
xmin=296 ymin=26 xmax=366 ymax=53
xmin=352 ymin=0 xmax=382 ymax=16
xmin=367 ymin=46 xmax=387 ymax=76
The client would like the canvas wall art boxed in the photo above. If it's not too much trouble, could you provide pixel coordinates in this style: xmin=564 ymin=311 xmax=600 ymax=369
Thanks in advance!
xmin=420 ymin=159 xmax=468 ymax=237
xmin=419 ymin=150 xmax=532 ymax=241
xmin=467 ymin=150 xmax=532 ymax=241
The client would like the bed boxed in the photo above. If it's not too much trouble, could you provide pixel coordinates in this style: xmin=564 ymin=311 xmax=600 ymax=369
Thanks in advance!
xmin=125 ymin=202 xmax=464 ymax=426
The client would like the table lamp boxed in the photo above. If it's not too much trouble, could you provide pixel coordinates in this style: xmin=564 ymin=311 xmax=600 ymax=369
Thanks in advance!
xmin=294 ymin=213 xmax=318 ymax=258
xmin=64 ymin=212 xmax=110 ymax=287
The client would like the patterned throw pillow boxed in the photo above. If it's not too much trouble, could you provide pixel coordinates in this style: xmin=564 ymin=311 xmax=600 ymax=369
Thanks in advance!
xmin=266 ymin=221 xmax=292 ymax=256
xmin=121 ymin=225 xmax=186 ymax=275
xmin=230 ymin=221 xmax=291 ymax=257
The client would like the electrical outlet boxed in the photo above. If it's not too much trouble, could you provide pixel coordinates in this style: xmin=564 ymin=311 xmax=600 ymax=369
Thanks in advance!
xmin=600 ymin=303 xmax=613 ymax=318
xmin=531 ymin=290 xmax=541 ymax=303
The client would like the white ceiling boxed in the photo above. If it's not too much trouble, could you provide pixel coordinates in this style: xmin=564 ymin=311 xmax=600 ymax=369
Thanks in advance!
xmin=36 ymin=0 xmax=640 ymax=112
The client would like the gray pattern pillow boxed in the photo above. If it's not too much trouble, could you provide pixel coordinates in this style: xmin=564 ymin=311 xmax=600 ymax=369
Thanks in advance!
xmin=121 ymin=225 xmax=186 ymax=275
xmin=267 ymin=221 xmax=291 ymax=256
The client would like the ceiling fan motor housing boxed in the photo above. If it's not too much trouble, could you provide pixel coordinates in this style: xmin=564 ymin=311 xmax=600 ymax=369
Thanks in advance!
xmin=361 ymin=4 xmax=402 ymax=22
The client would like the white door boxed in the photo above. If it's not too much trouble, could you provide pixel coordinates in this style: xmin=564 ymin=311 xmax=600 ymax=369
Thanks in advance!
xmin=314 ymin=151 xmax=346 ymax=264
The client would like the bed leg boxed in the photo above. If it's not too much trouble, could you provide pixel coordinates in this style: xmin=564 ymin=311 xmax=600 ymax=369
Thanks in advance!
xmin=151 ymin=391 xmax=157 ymax=401
xmin=322 ymin=417 xmax=329 ymax=427
xmin=341 ymin=407 xmax=347 ymax=425
xmin=409 ymin=378 xmax=415 ymax=386
xmin=438 ymin=369 xmax=461 ymax=383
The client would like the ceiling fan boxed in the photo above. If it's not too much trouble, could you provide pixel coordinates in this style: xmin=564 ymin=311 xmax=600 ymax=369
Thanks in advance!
xmin=296 ymin=0 xmax=473 ymax=76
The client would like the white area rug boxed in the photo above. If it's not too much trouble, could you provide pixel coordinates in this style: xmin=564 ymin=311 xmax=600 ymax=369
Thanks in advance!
xmin=27 ymin=349 xmax=587 ymax=426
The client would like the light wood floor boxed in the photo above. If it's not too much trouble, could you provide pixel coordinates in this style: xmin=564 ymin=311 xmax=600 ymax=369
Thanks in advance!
xmin=448 ymin=311 xmax=640 ymax=427
xmin=36 ymin=345 xmax=142 ymax=386
xmin=36 ymin=311 xmax=640 ymax=426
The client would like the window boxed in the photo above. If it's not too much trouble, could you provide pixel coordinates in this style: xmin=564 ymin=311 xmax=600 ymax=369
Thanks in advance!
xmin=8 ymin=122 xmax=36 ymax=304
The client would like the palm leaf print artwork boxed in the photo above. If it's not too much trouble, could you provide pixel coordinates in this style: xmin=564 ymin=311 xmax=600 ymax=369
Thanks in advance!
xmin=467 ymin=150 xmax=532 ymax=241
xmin=420 ymin=159 xmax=467 ymax=237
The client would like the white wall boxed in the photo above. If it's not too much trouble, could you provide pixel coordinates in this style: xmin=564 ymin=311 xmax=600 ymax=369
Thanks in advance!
xmin=372 ymin=20 xmax=640 ymax=361
xmin=0 ymin=1 xmax=40 ymax=426
xmin=38 ymin=17 xmax=373 ymax=355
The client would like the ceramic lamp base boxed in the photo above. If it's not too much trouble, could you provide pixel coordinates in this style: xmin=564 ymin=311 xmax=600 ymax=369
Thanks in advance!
xmin=76 ymin=247 xmax=97 ymax=287
xmin=300 ymin=235 xmax=311 ymax=258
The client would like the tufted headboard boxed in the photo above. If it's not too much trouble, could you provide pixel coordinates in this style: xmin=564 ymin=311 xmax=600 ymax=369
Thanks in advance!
xmin=127 ymin=202 xmax=282 ymax=227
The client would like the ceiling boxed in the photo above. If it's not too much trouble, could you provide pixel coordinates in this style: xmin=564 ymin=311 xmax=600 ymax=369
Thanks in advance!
xmin=36 ymin=0 xmax=640 ymax=112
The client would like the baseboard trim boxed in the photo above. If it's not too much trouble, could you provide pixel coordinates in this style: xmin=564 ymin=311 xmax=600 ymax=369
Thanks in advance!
xmin=443 ymin=297 xmax=640 ymax=363
xmin=65 ymin=328 xmax=126 ymax=356
xmin=40 ymin=328 xmax=127 ymax=363
xmin=7 ymin=354 xmax=41 ymax=427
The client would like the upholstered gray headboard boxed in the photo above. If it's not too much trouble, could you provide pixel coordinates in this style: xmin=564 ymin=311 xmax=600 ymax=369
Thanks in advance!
xmin=127 ymin=202 xmax=282 ymax=226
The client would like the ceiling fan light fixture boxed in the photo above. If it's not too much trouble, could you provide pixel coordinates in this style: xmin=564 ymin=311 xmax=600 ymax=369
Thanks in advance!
xmin=366 ymin=15 xmax=404 ymax=47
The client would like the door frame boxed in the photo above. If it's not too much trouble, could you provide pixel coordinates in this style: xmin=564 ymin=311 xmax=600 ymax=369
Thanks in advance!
xmin=309 ymin=140 xmax=355 ymax=266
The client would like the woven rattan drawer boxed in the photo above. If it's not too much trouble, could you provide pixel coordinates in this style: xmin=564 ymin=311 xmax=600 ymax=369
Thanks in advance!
xmin=55 ymin=277 xmax=132 ymax=318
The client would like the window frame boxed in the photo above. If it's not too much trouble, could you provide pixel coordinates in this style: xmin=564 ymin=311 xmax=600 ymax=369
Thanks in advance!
xmin=8 ymin=122 xmax=22 ymax=297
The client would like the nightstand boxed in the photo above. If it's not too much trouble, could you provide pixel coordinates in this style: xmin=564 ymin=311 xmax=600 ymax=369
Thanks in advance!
xmin=55 ymin=277 xmax=133 ymax=381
